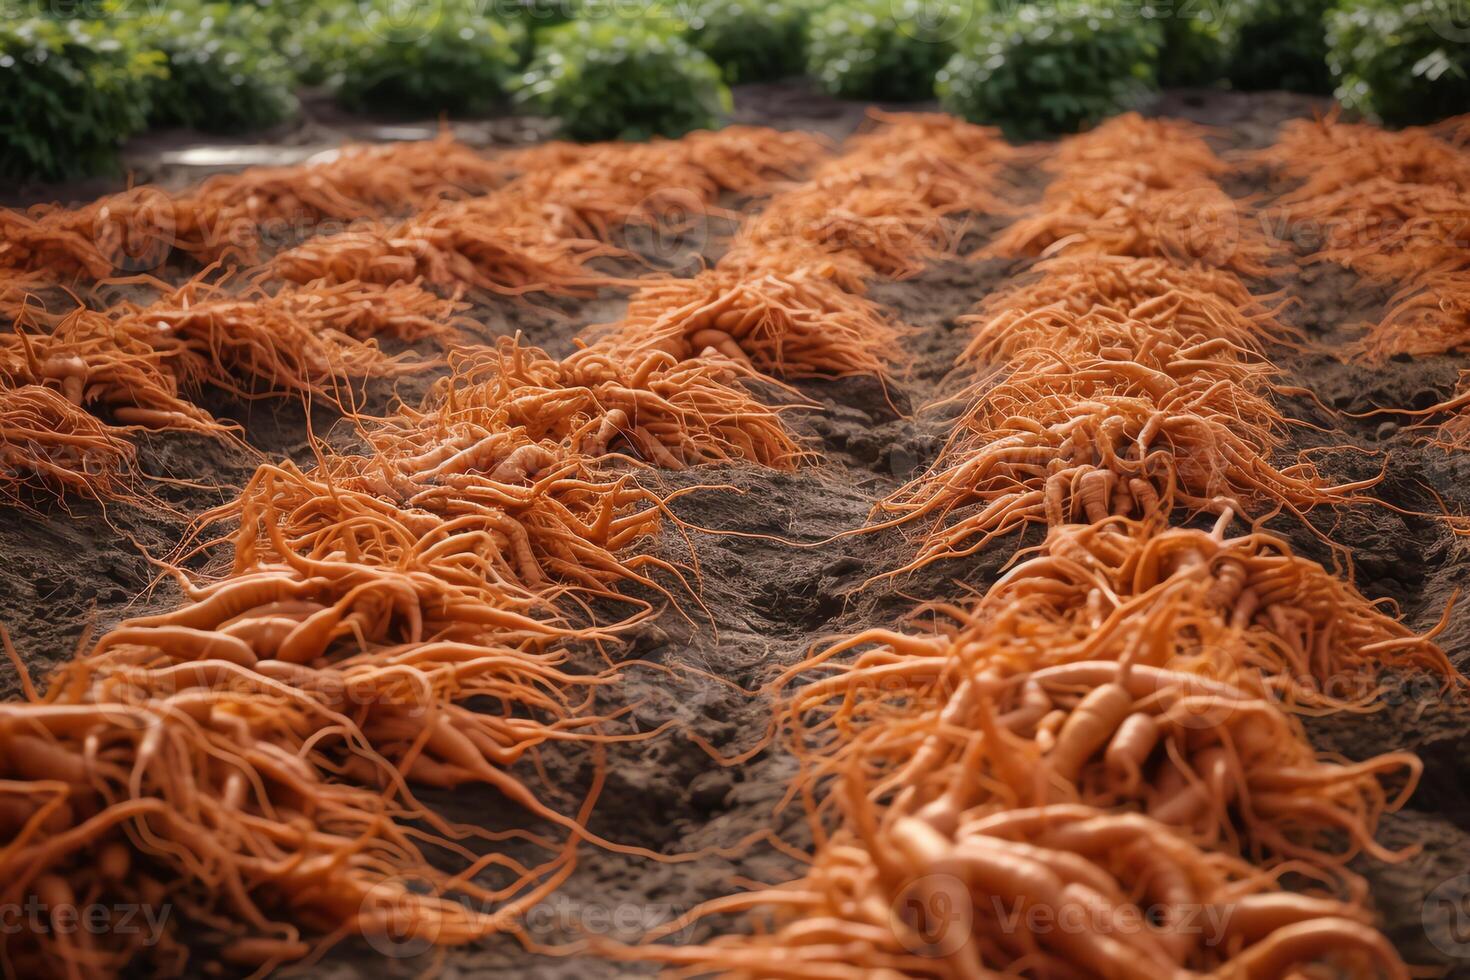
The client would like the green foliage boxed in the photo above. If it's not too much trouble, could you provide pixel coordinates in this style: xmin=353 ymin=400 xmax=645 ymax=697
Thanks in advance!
xmin=937 ymin=2 xmax=1161 ymax=141
xmin=685 ymin=0 xmax=810 ymax=84
xmin=1223 ymin=0 xmax=1333 ymax=93
xmin=128 ymin=4 xmax=298 ymax=132
xmin=1142 ymin=0 xmax=1233 ymax=87
xmin=0 ymin=18 xmax=165 ymax=181
xmin=309 ymin=0 xmax=526 ymax=115
xmin=501 ymin=0 xmax=580 ymax=32
xmin=806 ymin=0 xmax=960 ymax=101
xmin=514 ymin=17 xmax=731 ymax=140
xmin=1327 ymin=0 xmax=1470 ymax=125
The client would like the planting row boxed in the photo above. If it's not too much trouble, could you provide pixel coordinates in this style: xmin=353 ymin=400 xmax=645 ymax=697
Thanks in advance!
xmin=0 ymin=126 xmax=822 ymax=506
xmin=604 ymin=114 xmax=1467 ymax=975
xmin=0 ymin=112 xmax=1008 ymax=975
xmin=1253 ymin=114 xmax=1470 ymax=454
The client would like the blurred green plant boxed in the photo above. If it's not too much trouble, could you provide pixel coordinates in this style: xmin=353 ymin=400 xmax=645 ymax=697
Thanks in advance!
xmin=1223 ymin=0 xmax=1334 ymax=93
xmin=938 ymin=1 xmax=1161 ymax=140
xmin=309 ymin=0 xmax=526 ymax=115
xmin=1328 ymin=0 xmax=1470 ymax=125
xmin=806 ymin=0 xmax=962 ymax=101
xmin=127 ymin=3 xmax=298 ymax=131
xmin=1142 ymin=0 xmax=1233 ymax=87
xmin=500 ymin=0 xmax=579 ymax=33
xmin=514 ymin=17 xmax=730 ymax=140
xmin=0 ymin=17 xmax=165 ymax=181
xmin=684 ymin=0 xmax=810 ymax=84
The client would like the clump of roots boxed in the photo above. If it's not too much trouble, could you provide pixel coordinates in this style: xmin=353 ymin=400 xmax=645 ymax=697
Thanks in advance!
xmin=108 ymin=273 xmax=459 ymax=406
xmin=959 ymin=255 xmax=1302 ymax=363
xmin=985 ymin=176 xmax=1277 ymax=278
xmin=1 ymin=135 xmax=511 ymax=282
xmin=0 ymin=385 xmax=138 ymax=506
xmin=870 ymin=343 xmax=1367 ymax=577
xmin=3 ymin=307 xmax=223 ymax=435
xmin=1253 ymin=113 xmax=1470 ymax=198
xmin=586 ymin=265 xmax=908 ymax=381
xmin=425 ymin=337 xmax=807 ymax=470
xmin=269 ymin=200 xmax=629 ymax=298
xmin=608 ymin=770 xmax=1405 ymax=979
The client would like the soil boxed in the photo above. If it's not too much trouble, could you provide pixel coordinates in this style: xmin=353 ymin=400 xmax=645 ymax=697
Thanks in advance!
xmin=5 ymin=81 xmax=1470 ymax=978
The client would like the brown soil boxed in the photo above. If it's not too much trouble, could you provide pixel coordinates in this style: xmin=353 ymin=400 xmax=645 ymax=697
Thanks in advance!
xmin=6 ymin=82 xmax=1470 ymax=978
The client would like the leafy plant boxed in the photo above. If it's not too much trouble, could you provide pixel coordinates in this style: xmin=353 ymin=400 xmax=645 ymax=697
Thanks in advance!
xmin=0 ymin=18 xmax=165 ymax=181
xmin=1223 ymin=0 xmax=1334 ymax=93
xmin=309 ymin=0 xmax=526 ymax=115
xmin=127 ymin=3 xmax=297 ymax=132
xmin=806 ymin=0 xmax=960 ymax=101
xmin=502 ymin=0 xmax=582 ymax=33
xmin=514 ymin=17 xmax=731 ymax=140
xmin=684 ymin=0 xmax=810 ymax=84
xmin=1327 ymin=0 xmax=1470 ymax=125
xmin=937 ymin=2 xmax=1161 ymax=141
xmin=1142 ymin=0 xmax=1233 ymax=86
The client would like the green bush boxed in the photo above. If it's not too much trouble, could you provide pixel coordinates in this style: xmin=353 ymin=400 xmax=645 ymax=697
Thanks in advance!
xmin=502 ymin=0 xmax=582 ymax=33
xmin=129 ymin=4 xmax=297 ymax=132
xmin=514 ymin=17 xmax=731 ymax=140
xmin=1224 ymin=0 xmax=1334 ymax=93
xmin=685 ymin=0 xmax=810 ymax=84
xmin=1327 ymin=0 xmax=1470 ymax=125
xmin=806 ymin=0 xmax=960 ymax=101
xmin=1142 ymin=0 xmax=1233 ymax=87
xmin=937 ymin=2 xmax=1161 ymax=140
xmin=0 ymin=18 xmax=165 ymax=181
xmin=309 ymin=0 xmax=526 ymax=115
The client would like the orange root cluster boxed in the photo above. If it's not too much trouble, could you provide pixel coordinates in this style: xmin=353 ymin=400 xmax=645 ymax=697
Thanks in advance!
xmin=589 ymin=264 xmax=907 ymax=382
xmin=422 ymin=338 xmax=806 ymax=470
xmin=627 ymin=509 xmax=1445 ymax=976
xmin=0 ymin=361 xmax=684 ymax=973
xmin=613 ymin=112 xmax=1448 ymax=980
xmin=5 ymin=107 xmax=1446 ymax=980
xmin=578 ymin=112 xmax=1014 ymax=389
xmin=2 ymin=306 xmax=220 ymax=434
xmin=959 ymin=254 xmax=1303 ymax=361
xmin=503 ymin=126 xmax=828 ymax=240
xmin=0 ymin=273 xmax=477 ymax=502
xmin=1254 ymin=112 xmax=1470 ymax=199
xmin=271 ymin=125 xmax=829 ymax=300
xmin=985 ymin=114 xmax=1276 ymax=277
xmin=1 ymin=119 xmax=929 ymax=975
xmin=728 ymin=113 xmax=1013 ymax=280
xmin=268 ymin=199 xmax=630 ymax=297
xmin=116 ymin=274 xmax=461 ymax=404
xmin=0 ymin=385 xmax=137 ymax=505
xmin=1259 ymin=116 xmax=1470 ymax=362
xmin=0 ymin=135 xmax=511 ymax=282
xmin=622 ymin=793 xmax=1402 ymax=978
xmin=871 ymin=245 xmax=1360 ymax=576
